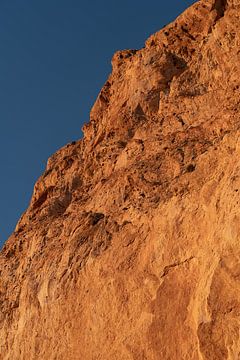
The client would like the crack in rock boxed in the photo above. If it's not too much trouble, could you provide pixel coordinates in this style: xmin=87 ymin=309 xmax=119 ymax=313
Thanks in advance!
xmin=160 ymin=256 xmax=195 ymax=278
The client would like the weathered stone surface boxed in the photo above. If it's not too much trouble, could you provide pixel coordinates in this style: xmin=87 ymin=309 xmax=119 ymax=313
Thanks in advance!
xmin=1 ymin=0 xmax=240 ymax=359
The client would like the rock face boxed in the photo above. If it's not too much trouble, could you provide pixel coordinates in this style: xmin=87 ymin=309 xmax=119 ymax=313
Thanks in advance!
xmin=1 ymin=0 xmax=240 ymax=359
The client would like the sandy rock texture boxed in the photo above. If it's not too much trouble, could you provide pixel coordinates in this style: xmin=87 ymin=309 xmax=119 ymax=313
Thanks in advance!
xmin=1 ymin=0 xmax=240 ymax=359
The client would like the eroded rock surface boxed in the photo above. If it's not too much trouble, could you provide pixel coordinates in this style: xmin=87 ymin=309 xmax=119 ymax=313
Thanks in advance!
xmin=1 ymin=0 xmax=240 ymax=359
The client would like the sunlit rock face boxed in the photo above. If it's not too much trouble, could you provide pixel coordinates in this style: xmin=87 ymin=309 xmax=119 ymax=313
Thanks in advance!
xmin=1 ymin=1 xmax=240 ymax=359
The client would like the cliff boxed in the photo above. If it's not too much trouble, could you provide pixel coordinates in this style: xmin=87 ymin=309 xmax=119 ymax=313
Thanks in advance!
xmin=1 ymin=0 xmax=240 ymax=359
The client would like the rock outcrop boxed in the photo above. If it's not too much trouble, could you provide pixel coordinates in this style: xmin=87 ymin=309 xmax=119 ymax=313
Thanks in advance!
xmin=1 ymin=0 xmax=240 ymax=359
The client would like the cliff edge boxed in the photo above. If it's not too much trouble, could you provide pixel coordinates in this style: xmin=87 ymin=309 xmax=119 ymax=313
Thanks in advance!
xmin=1 ymin=0 xmax=240 ymax=359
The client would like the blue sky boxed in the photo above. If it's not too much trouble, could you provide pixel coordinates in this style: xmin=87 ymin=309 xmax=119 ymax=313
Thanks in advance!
xmin=0 ymin=0 xmax=195 ymax=247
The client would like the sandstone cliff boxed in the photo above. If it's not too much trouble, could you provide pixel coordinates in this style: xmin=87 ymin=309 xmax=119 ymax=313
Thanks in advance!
xmin=1 ymin=0 xmax=240 ymax=359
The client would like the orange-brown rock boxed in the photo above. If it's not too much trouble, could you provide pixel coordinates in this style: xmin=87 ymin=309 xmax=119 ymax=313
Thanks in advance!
xmin=1 ymin=0 xmax=240 ymax=359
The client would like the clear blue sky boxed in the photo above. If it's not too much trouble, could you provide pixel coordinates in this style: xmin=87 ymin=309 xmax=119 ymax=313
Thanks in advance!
xmin=0 ymin=0 xmax=195 ymax=248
